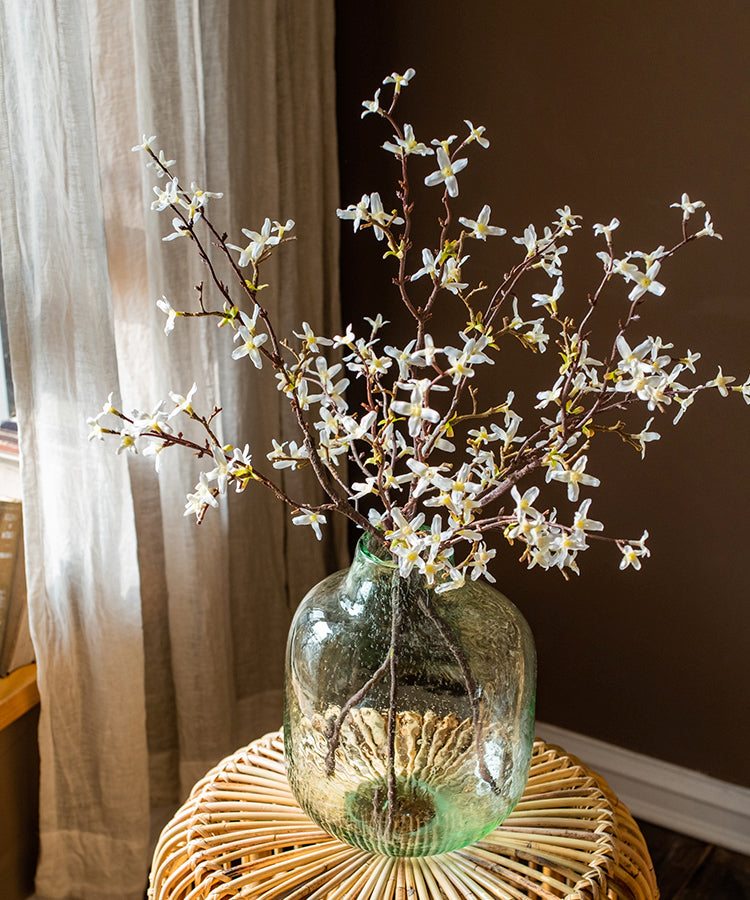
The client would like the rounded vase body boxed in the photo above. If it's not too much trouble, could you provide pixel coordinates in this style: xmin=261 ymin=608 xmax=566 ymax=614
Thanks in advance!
xmin=283 ymin=535 xmax=536 ymax=856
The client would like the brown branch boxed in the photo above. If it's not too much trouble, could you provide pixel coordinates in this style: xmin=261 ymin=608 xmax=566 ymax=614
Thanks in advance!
xmin=324 ymin=655 xmax=391 ymax=777
xmin=415 ymin=591 xmax=500 ymax=794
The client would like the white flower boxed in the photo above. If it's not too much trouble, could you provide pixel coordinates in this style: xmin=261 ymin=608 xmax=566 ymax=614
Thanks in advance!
xmin=292 ymin=509 xmax=327 ymax=540
xmin=615 ymin=335 xmax=655 ymax=374
xmin=531 ymin=276 xmax=564 ymax=313
xmin=670 ymin=193 xmax=704 ymax=221
xmin=417 ymin=333 xmax=438 ymax=367
xmin=464 ymin=120 xmax=489 ymax=148
xmin=294 ymin=322 xmax=333 ymax=354
xmin=141 ymin=440 xmax=168 ymax=472
xmin=313 ymin=357 xmax=344 ymax=391
xmin=350 ymin=477 xmax=378 ymax=500
xmin=572 ymin=498 xmax=603 ymax=533
xmin=672 ymin=391 xmax=696 ymax=424
xmin=695 ymin=211 xmax=722 ymax=240
xmin=435 ymin=567 xmax=466 ymax=594
xmin=132 ymin=402 xmax=171 ymax=436
xmin=443 ymin=334 xmax=493 ymax=384
xmin=132 ymin=134 xmax=157 ymax=153
xmin=611 ymin=257 xmax=641 ymax=282
xmin=227 ymin=218 xmax=280 ymax=266
xmin=410 ymin=248 xmax=439 ymax=282
xmin=87 ymin=418 xmax=107 ymax=441
xmin=384 ymin=340 xmax=421 ymax=380
xmin=151 ymin=177 xmax=179 ymax=212
xmin=188 ymin=182 xmax=224 ymax=208
xmin=267 ymin=439 xmax=308 ymax=469
xmin=147 ymin=149 xmax=176 ymax=175
xmin=535 ymin=377 xmax=564 ymax=409
xmin=364 ymin=313 xmax=389 ymax=334
xmin=391 ymin=381 xmax=441 ymax=436
xmin=156 ymin=296 xmax=178 ymax=335
xmin=513 ymin=224 xmax=539 ymax=258
xmin=368 ymin=192 xmax=404 ymax=240
xmin=630 ymin=246 xmax=668 ymax=268
xmin=337 ymin=195 xmax=370 ymax=232
xmin=521 ymin=319 xmax=549 ymax=353
xmin=547 ymin=455 xmax=600 ymax=502
xmin=205 ymin=444 xmax=231 ymax=495
xmin=387 ymin=508 xmax=426 ymax=543
xmin=424 ymin=146 xmax=468 ymax=198
xmin=382 ymin=465 xmax=412 ymax=492
xmin=735 ymin=375 xmax=750 ymax=405
xmin=184 ymin=472 xmax=219 ymax=520
xmin=458 ymin=205 xmax=506 ymax=241
xmin=178 ymin=192 xmax=203 ymax=223
xmin=232 ymin=325 xmax=268 ymax=368
xmin=406 ymin=459 xmax=450 ymax=497
xmin=382 ymin=124 xmax=433 ymax=157
xmin=100 ymin=392 xmax=117 ymax=416
xmin=634 ymin=417 xmax=661 ymax=459
xmin=555 ymin=206 xmax=582 ymax=235
xmin=619 ymin=532 xmax=650 ymax=571
xmin=361 ymin=88 xmax=381 ymax=118
xmin=593 ymin=218 xmax=620 ymax=240
xmin=511 ymin=485 xmax=541 ymax=521
xmin=706 ymin=366 xmax=735 ymax=397
xmin=440 ymin=257 xmax=469 ymax=294
xmin=383 ymin=68 xmax=415 ymax=93
xmin=229 ymin=444 xmax=253 ymax=477
xmin=168 ymin=383 xmax=197 ymax=419
xmin=393 ymin=542 xmax=422 ymax=579
xmin=469 ymin=543 xmax=496 ymax=582
xmin=162 ymin=216 xmax=189 ymax=242
xmin=628 ymin=261 xmax=666 ymax=302
xmin=332 ymin=323 xmax=356 ymax=348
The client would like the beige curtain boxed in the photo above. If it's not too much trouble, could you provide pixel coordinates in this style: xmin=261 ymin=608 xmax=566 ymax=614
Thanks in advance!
xmin=0 ymin=1 xmax=344 ymax=897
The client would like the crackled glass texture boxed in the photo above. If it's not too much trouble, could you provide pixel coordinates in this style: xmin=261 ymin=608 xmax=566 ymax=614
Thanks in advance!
xmin=284 ymin=535 xmax=536 ymax=856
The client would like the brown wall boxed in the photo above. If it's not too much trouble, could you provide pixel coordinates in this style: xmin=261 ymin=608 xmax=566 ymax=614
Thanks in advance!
xmin=336 ymin=1 xmax=749 ymax=787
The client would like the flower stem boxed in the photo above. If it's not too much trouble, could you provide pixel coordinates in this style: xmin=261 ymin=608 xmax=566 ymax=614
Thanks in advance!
xmin=416 ymin=591 xmax=500 ymax=795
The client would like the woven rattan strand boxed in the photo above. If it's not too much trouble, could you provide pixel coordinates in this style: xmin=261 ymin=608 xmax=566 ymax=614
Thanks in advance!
xmin=149 ymin=731 xmax=659 ymax=899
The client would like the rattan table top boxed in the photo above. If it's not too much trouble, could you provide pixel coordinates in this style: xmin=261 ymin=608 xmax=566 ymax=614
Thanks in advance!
xmin=149 ymin=731 xmax=658 ymax=899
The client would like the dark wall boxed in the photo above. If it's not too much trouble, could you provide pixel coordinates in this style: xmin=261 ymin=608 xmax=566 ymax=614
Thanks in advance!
xmin=336 ymin=1 xmax=749 ymax=787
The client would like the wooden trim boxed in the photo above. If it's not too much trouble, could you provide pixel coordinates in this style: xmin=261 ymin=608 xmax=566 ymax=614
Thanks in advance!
xmin=536 ymin=721 xmax=750 ymax=857
xmin=0 ymin=663 xmax=39 ymax=731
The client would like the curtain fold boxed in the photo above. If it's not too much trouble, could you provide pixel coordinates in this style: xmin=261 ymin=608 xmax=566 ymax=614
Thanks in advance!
xmin=0 ymin=2 xmax=343 ymax=897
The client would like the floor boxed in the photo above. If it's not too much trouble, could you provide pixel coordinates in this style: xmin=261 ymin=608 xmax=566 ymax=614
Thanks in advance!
xmin=636 ymin=820 xmax=750 ymax=899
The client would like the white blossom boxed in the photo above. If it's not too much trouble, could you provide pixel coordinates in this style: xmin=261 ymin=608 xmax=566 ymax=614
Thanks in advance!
xmin=156 ymin=296 xmax=178 ymax=335
xmin=670 ymin=193 xmax=704 ymax=221
xmin=464 ymin=120 xmax=489 ymax=149
xmin=382 ymin=124 xmax=433 ymax=157
xmin=706 ymin=366 xmax=736 ymax=397
xmin=458 ymin=205 xmax=506 ymax=240
xmin=292 ymin=509 xmax=327 ymax=540
xmin=424 ymin=146 xmax=468 ymax=198
xmin=547 ymin=455 xmax=600 ymax=502
xmin=628 ymin=261 xmax=666 ymax=302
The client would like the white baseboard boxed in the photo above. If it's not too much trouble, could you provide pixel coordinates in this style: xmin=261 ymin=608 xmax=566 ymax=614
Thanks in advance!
xmin=535 ymin=722 xmax=750 ymax=856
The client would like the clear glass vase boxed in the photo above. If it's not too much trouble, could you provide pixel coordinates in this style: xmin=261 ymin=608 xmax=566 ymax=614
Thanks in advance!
xmin=283 ymin=534 xmax=536 ymax=856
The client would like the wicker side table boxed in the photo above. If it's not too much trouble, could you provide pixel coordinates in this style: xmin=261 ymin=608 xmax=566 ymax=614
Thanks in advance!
xmin=149 ymin=731 xmax=658 ymax=900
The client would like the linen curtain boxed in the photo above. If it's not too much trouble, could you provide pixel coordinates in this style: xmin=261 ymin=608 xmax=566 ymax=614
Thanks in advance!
xmin=0 ymin=1 xmax=344 ymax=897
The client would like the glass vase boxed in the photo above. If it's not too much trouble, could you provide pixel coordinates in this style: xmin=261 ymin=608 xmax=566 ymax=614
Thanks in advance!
xmin=283 ymin=534 xmax=536 ymax=856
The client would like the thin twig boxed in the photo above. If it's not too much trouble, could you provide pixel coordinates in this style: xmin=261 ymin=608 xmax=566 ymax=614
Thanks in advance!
xmin=416 ymin=591 xmax=500 ymax=794
xmin=385 ymin=571 xmax=404 ymax=833
xmin=324 ymin=655 xmax=390 ymax=776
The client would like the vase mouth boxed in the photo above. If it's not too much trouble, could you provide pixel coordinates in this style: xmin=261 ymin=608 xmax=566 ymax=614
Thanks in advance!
xmin=356 ymin=531 xmax=397 ymax=568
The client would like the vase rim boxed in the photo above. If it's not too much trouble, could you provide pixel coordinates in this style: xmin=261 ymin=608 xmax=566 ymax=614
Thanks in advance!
xmin=356 ymin=531 xmax=397 ymax=568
